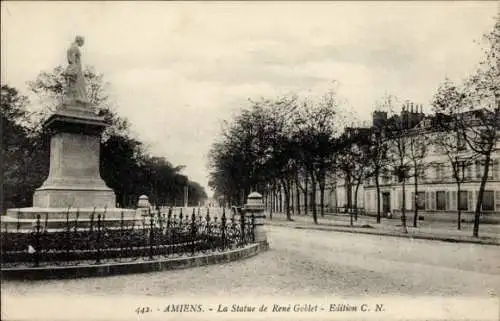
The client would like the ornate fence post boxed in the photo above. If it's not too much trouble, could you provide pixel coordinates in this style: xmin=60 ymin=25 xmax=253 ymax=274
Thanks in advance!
xmin=244 ymin=192 xmax=268 ymax=250
xmin=191 ymin=208 xmax=196 ymax=255
xmin=167 ymin=208 xmax=172 ymax=256
xmin=149 ymin=208 xmax=154 ymax=260
xmin=251 ymin=213 xmax=255 ymax=243
xmin=96 ymin=214 xmax=102 ymax=264
xmin=65 ymin=209 xmax=71 ymax=261
xmin=157 ymin=207 xmax=163 ymax=233
xmin=74 ymin=209 xmax=80 ymax=232
xmin=240 ymin=209 xmax=246 ymax=246
xmin=34 ymin=214 xmax=41 ymax=267
xmin=89 ymin=210 xmax=95 ymax=232
xmin=221 ymin=208 xmax=227 ymax=251
xmin=205 ymin=208 xmax=212 ymax=251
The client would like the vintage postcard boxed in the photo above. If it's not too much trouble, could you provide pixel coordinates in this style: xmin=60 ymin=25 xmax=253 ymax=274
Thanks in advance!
xmin=1 ymin=1 xmax=499 ymax=321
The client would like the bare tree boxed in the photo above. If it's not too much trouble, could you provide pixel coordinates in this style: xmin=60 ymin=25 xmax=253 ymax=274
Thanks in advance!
xmin=432 ymin=17 xmax=499 ymax=237
xmin=433 ymin=79 xmax=473 ymax=230
xmin=293 ymin=89 xmax=343 ymax=224
xmin=408 ymin=122 xmax=429 ymax=228
xmin=383 ymin=96 xmax=412 ymax=233
xmin=365 ymin=126 xmax=389 ymax=223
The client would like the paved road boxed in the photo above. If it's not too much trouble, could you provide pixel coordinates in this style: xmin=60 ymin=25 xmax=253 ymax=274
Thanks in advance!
xmin=3 ymin=226 xmax=499 ymax=298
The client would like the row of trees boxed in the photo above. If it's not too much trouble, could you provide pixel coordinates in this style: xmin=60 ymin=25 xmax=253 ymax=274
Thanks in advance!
xmin=208 ymin=88 xmax=363 ymax=225
xmin=1 ymin=67 xmax=207 ymax=213
xmin=208 ymin=16 xmax=499 ymax=237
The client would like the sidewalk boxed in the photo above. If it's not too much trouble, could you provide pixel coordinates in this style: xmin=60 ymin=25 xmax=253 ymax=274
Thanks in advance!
xmin=266 ymin=212 xmax=500 ymax=246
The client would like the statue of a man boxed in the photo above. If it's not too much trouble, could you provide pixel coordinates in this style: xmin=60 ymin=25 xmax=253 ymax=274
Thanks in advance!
xmin=64 ymin=35 xmax=89 ymax=104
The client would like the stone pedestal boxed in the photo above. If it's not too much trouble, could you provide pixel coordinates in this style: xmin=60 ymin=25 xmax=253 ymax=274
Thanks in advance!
xmin=1 ymin=101 xmax=140 ymax=230
xmin=33 ymin=103 xmax=115 ymax=208
xmin=244 ymin=192 xmax=268 ymax=250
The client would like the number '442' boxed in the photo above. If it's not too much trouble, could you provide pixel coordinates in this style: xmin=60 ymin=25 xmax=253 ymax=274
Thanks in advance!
xmin=135 ymin=306 xmax=152 ymax=314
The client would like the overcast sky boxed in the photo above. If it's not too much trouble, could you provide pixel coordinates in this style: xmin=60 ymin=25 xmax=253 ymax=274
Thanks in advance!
xmin=1 ymin=1 xmax=497 ymax=197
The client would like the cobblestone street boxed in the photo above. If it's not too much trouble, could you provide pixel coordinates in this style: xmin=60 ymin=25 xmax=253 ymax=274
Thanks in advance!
xmin=3 ymin=225 xmax=499 ymax=298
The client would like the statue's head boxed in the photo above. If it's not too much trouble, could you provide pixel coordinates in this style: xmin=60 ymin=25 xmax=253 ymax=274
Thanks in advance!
xmin=75 ymin=35 xmax=85 ymax=46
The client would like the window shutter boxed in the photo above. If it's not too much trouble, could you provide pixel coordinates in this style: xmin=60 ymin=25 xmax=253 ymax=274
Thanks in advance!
xmin=425 ymin=192 xmax=430 ymax=210
xmin=445 ymin=191 xmax=450 ymax=211
xmin=431 ymin=191 xmax=436 ymax=210
xmin=411 ymin=192 xmax=415 ymax=210
xmin=495 ymin=191 xmax=500 ymax=212
xmin=451 ymin=191 xmax=457 ymax=210
xmin=468 ymin=191 xmax=473 ymax=211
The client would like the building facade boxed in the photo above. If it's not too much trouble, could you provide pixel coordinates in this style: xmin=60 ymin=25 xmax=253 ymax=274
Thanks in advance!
xmin=291 ymin=105 xmax=500 ymax=223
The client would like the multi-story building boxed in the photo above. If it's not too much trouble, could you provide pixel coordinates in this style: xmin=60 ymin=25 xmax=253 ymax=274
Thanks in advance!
xmin=298 ymin=104 xmax=500 ymax=223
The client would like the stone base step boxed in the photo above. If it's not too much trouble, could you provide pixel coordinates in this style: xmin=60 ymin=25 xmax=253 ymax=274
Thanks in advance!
xmin=5 ymin=207 xmax=140 ymax=220
xmin=1 ymin=216 xmax=146 ymax=231
xmin=1 ymin=207 xmax=148 ymax=231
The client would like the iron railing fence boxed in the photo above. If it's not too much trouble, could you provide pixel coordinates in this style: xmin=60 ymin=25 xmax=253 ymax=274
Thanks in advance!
xmin=1 ymin=207 xmax=255 ymax=268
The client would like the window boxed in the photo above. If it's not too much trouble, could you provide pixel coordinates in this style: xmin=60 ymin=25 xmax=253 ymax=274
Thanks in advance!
xmin=486 ymin=160 xmax=494 ymax=179
xmin=451 ymin=191 xmax=457 ymax=210
xmin=457 ymin=131 xmax=467 ymax=151
xmin=458 ymin=190 xmax=468 ymax=210
xmin=466 ymin=164 xmax=472 ymax=180
xmin=419 ymin=168 xmax=427 ymax=181
xmin=416 ymin=191 xmax=425 ymax=210
xmin=475 ymin=161 xmax=482 ymax=179
xmin=453 ymin=160 xmax=469 ymax=181
xmin=430 ymin=191 xmax=436 ymax=210
xmin=493 ymin=160 xmax=499 ymax=180
xmin=482 ymin=191 xmax=494 ymax=211
xmin=425 ymin=192 xmax=431 ymax=210
xmin=436 ymin=191 xmax=446 ymax=210
xmin=438 ymin=164 xmax=445 ymax=180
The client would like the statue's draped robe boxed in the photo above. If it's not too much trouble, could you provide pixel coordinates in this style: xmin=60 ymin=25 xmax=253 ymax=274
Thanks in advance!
xmin=65 ymin=43 xmax=88 ymax=103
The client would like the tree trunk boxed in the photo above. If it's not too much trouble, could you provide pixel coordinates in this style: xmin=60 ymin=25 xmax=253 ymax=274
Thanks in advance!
xmin=304 ymin=178 xmax=308 ymax=215
xmin=413 ymin=173 xmax=418 ymax=228
xmin=350 ymin=205 xmax=354 ymax=226
xmin=473 ymin=154 xmax=491 ymax=237
xmin=457 ymin=182 xmax=462 ymax=230
xmin=269 ymin=188 xmax=274 ymax=219
xmin=401 ymin=178 xmax=408 ymax=233
xmin=334 ymin=182 xmax=338 ymax=213
xmin=345 ymin=174 xmax=351 ymax=213
xmin=319 ymin=180 xmax=325 ymax=217
xmin=278 ymin=187 xmax=282 ymax=213
xmin=295 ymin=172 xmax=301 ymax=215
xmin=275 ymin=187 xmax=279 ymax=216
xmin=375 ymin=171 xmax=381 ymax=223
xmin=354 ymin=181 xmax=361 ymax=222
xmin=280 ymin=178 xmax=292 ymax=221
xmin=309 ymin=172 xmax=318 ymax=224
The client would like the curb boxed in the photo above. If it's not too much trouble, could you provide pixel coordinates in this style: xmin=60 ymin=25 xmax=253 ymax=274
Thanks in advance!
xmin=267 ymin=221 xmax=500 ymax=246
xmin=1 ymin=243 xmax=266 ymax=280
